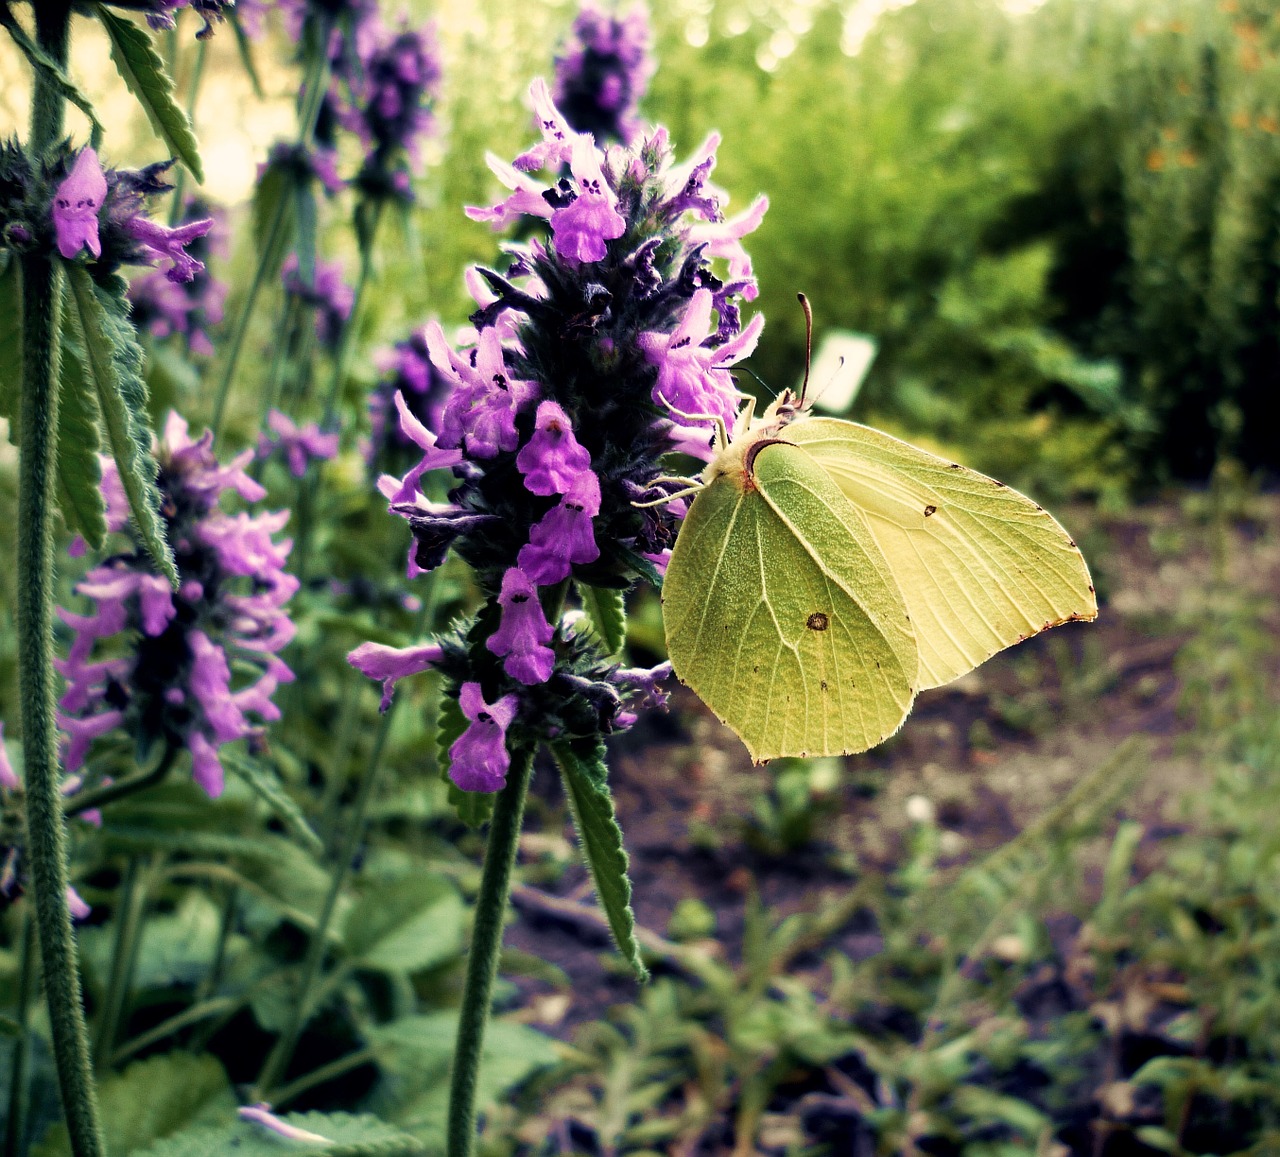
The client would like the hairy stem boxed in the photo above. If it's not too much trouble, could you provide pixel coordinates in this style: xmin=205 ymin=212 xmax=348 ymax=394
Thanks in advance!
xmin=17 ymin=7 xmax=105 ymax=1155
xmin=446 ymin=748 xmax=536 ymax=1157
xmin=3 ymin=907 xmax=37 ymax=1157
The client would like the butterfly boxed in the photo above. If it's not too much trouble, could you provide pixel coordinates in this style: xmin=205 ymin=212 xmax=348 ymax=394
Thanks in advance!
xmin=659 ymin=304 xmax=1098 ymax=763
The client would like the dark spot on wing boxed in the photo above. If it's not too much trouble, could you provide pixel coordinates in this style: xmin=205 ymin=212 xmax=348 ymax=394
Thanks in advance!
xmin=924 ymin=504 xmax=937 ymax=517
xmin=806 ymin=612 xmax=829 ymax=631
xmin=820 ymin=680 xmax=828 ymax=691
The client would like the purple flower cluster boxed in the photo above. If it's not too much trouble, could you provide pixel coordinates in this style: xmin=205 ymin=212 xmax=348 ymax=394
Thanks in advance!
xmin=337 ymin=16 xmax=442 ymax=202
xmin=349 ymin=80 xmax=765 ymax=794
xmin=128 ymin=199 xmax=227 ymax=356
xmin=554 ymin=1 xmax=655 ymax=145
xmin=57 ymin=414 xmax=298 ymax=799
xmin=281 ymin=254 xmax=354 ymax=350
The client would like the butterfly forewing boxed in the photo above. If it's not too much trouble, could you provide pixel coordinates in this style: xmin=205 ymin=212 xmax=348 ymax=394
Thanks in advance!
xmin=787 ymin=418 xmax=1098 ymax=691
xmin=663 ymin=441 xmax=916 ymax=761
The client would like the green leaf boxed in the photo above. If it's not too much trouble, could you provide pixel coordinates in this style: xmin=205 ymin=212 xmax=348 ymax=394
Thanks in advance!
xmin=32 ymin=1053 xmax=233 ymax=1157
xmin=293 ymin=178 xmax=318 ymax=289
xmin=0 ymin=253 xmax=22 ymax=445
xmin=221 ymin=749 xmax=324 ymax=857
xmin=96 ymin=7 xmax=203 ymax=182
xmin=368 ymin=1012 xmax=558 ymax=1142
xmin=127 ymin=1112 xmax=424 ymax=1157
xmin=342 ymin=874 xmax=466 ymax=974
xmin=252 ymin=156 xmax=296 ymax=282
xmin=551 ymin=738 xmax=647 ymax=981
xmin=0 ymin=11 xmax=102 ymax=147
xmin=576 ymin=582 xmax=627 ymax=655
xmin=228 ymin=12 xmax=264 ymax=99
xmin=55 ymin=321 xmax=107 ymax=548
xmin=64 ymin=266 xmax=176 ymax=584
xmin=438 ymin=693 xmax=493 ymax=829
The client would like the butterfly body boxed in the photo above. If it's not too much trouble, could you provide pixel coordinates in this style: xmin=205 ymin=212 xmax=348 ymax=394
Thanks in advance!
xmin=661 ymin=394 xmax=1098 ymax=762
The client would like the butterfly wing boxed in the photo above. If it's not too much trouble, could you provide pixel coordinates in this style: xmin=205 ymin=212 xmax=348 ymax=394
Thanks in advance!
xmin=663 ymin=440 xmax=917 ymax=762
xmin=787 ymin=418 xmax=1098 ymax=692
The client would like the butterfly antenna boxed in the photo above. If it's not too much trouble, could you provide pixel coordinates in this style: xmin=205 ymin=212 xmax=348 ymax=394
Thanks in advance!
xmin=797 ymin=292 xmax=814 ymax=408
xmin=740 ymin=366 xmax=777 ymax=398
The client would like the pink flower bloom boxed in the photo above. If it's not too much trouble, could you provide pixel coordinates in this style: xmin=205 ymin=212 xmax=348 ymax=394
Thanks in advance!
xmin=52 ymin=147 xmax=107 ymax=260
xmin=486 ymin=567 xmax=555 ymax=685
xmin=122 ymin=215 xmax=214 ymax=284
xmin=448 ymin=682 xmax=519 ymax=793
xmin=238 ymin=1105 xmax=333 ymax=1144
xmin=348 ymin=640 xmax=444 ymax=711
xmin=516 ymin=400 xmax=594 ymax=496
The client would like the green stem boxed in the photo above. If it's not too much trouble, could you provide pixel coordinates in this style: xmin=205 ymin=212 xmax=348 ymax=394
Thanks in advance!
xmin=208 ymin=39 xmax=330 ymax=440
xmin=184 ymin=883 xmax=239 ymax=1054
xmin=92 ymin=856 xmax=149 ymax=1068
xmin=3 ymin=907 xmax=37 ymax=1157
xmin=17 ymin=7 xmax=105 ymax=1155
xmin=252 ymin=686 xmax=398 ymax=1099
xmin=446 ymin=748 xmax=536 ymax=1157
xmin=112 ymin=996 xmax=240 ymax=1067
xmin=271 ymin=1046 xmax=377 ymax=1109
xmin=321 ymin=199 xmax=384 ymax=429
xmin=167 ymin=36 xmax=207 ymax=224
xmin=63 ymin=744 xmax=176 ymax=819
xmin=208 ymin=192 xmax=288 ymax=441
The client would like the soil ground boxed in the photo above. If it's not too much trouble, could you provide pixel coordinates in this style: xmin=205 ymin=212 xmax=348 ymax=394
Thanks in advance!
xmin=502 ymin=492 xmax=1280 ymax=1039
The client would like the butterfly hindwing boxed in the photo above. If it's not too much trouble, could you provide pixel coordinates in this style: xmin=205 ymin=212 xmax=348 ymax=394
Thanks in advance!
xmin=786 ymin=417 xmax=1098 ymax=691
xmin=663 ymin=440 xmax=916 ymax=761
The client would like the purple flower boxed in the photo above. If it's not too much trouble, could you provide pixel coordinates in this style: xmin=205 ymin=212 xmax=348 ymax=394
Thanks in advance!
xmin=553 ymin=1 xmax=654 ymax=145
xmin=516 ymin=401 xmax=594 ymax=497
xmin=282 ymin=254 xmax=354 ymax=349
xmin=56 ymin=413 xmax=297 ymax=797
xmin=448 ymin=683 xmax=518 ymax=793
xmin=639 ymin=287 xmax=763 ymax=438
xmin=431 ymin=324 xmax=539 ymax=459
xmin=486 ymin=567 xmax=556 ymax=685
xmin=129 ymin=198 xmax=227 ymax=354
xmin=52 ymin=147 xmax=107 ymax=260
xmin=348 ymin=640 xmax=444 ymax=711
xmin=517 ymin=470 xmax=602 ymax=585
xmin=257 ymin=410 xmax=340 ymax=477
xmin=549 ymin=135 xmax=627 ymax=265
xmin=135 ymin=0 xmax=232 ymax=38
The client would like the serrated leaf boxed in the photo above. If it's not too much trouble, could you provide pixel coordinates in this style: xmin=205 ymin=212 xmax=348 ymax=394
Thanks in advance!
xmin=551 ymin=739 xmax=647 ymax=981
xmin=0 ymin=253 xmax=21 ymax=445
xmin=64 ymin=266 xmax=176 ymax=584
xmin=32 ymin=1052 xmax=233 ymax=1157
xmin=96 ymin=7 xmax=203 ymax=182
xmin=0 ymin=6 xmax=103 ymax=147
xmin=438 ymin=693 xmax=493 ymax=829
xmin=343 ymin=874 xmax=465 ymax=974
xmin=221 ymin=749 xmax=324 ymax=857
xmin=55 ymin=322 xmax=106 ymax=548
xmin=128 ymin=1112 xmax=423 ymax=1157
xmin=576 ymin=582 xmax=627 ymax=655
